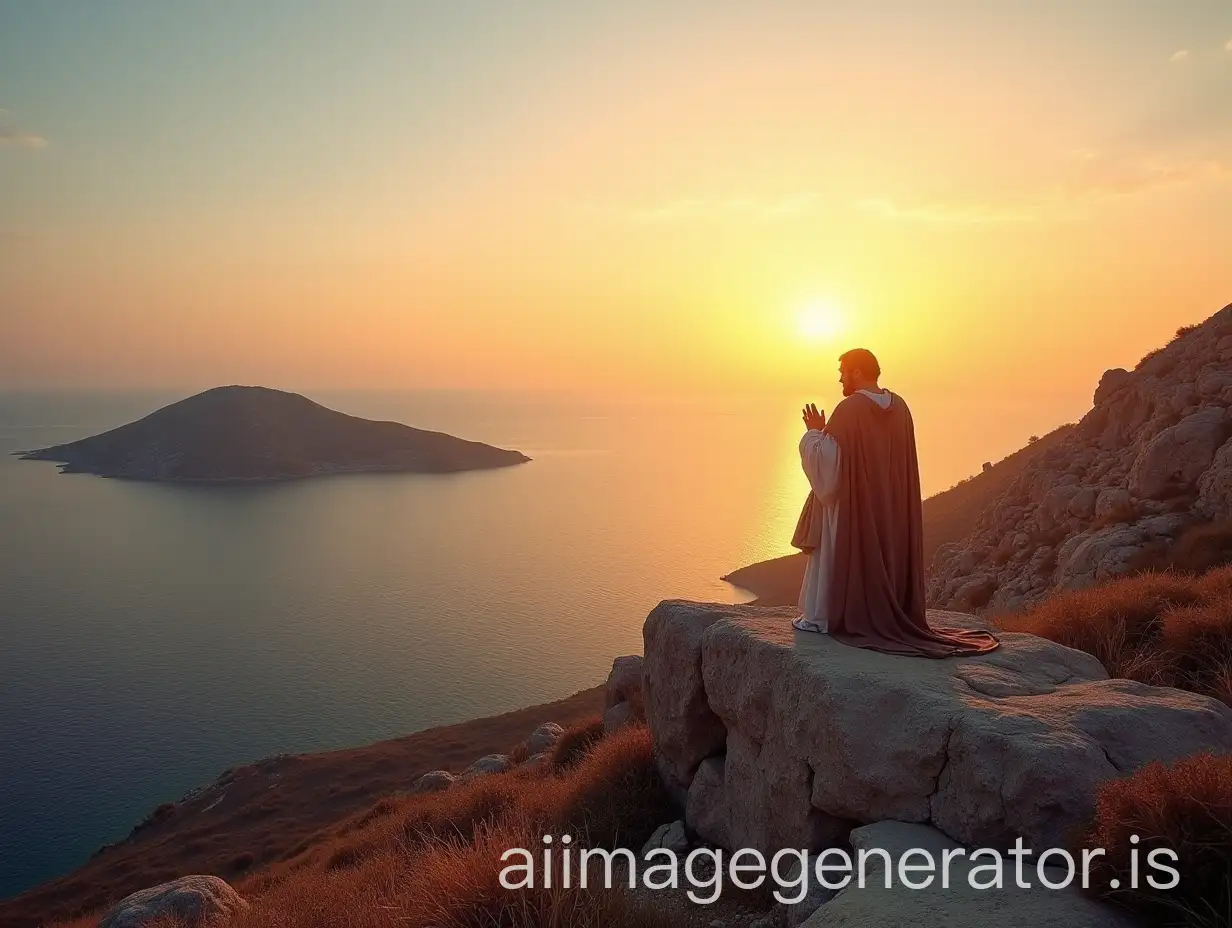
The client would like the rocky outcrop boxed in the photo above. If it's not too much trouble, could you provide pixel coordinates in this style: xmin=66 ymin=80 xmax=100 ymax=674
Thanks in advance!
xmin=643 ymin=600 xmax=1232 ymax=855
xmin=801 ymin=822 xmax=1136 ymax=928
xmin=604 ymin=655 xmax=646 ymax=733
xmin=99 ymin=876 xmax=246 ymax=928
xmin=930 ymin=304 xmax=1232 ymax=613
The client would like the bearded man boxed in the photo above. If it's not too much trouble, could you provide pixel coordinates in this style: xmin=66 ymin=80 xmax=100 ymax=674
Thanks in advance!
xmin=792 ymin=348 xmax=998 ymax=656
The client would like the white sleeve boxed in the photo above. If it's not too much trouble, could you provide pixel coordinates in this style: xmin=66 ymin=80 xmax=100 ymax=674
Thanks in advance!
xmin=799 ymin=430 xmax=841 ymax=501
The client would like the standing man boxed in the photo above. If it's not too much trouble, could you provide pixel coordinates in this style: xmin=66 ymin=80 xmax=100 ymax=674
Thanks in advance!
xmin=792 ymin=349 xmax=998 ymax=656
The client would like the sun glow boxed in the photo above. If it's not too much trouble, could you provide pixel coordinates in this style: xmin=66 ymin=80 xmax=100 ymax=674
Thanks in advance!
xmin=796 ymin=300 xmax=847 ymax=342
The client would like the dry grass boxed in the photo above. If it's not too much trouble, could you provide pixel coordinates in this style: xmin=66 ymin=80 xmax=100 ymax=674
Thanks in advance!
xmin=1080 ymin=753 xmax=1232 ymax=928
xmin=1000 ymin=567 xmax=1232 ymax=704
xmin=548 ymin=717 xmax=607 ymax=770
xmin=59 ymin=722 xmax=690 ymax=928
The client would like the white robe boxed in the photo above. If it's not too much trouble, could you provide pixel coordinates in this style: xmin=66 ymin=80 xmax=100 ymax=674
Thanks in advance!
xmin=795 ymin=389 xmax=893 ymax=633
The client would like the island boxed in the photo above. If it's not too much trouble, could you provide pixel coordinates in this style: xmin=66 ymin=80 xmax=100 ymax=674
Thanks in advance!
xmin=18 ymin=385 xmax=531 ymax=481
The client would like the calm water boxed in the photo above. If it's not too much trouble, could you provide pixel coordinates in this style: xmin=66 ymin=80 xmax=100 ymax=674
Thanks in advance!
xmin=0 ymin=389 xmax=813 ymax=897
xmin=0 ymin=386 xmax=1068 ymax=896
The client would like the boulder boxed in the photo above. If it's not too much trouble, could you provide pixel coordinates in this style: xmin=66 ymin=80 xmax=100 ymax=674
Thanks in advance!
xmin=461 ymin=754 xmax=512 ymax=780
xmin=645 ymin=601 xmax=1232 ymax=854
xmin=412 ymin=770 xmax=456 ymax=793
xmin=605 ymin=654 xmax=645 ymax=713
xmin=603 ymin=700 xmax=636 ymax=734
xmin=1093 ymin=487 xmax=1132 ymax=522
xmin=99 ymin=876 xmax=247 ymax=928
xmin=801 ymin=821 xmax=1137 ymax=928
xmin=777 ymin=853 xmax=840 ymax=927
xmin=641 ymin=819 xmax=690 ymax=857
xmin=951 ymin=574 xmax=996 ymax=609
xmin=1093 ymin=367 xmax=1132 ymax=406
xmin=1197 ymin=436 xmax=1232 ymax=520
xmin=1067 ymin=487 xmax=1097 ymax=520
xmin=1055 ymin=524 xmax=1148 ymax=590
xmin=526 ymin=722 xmax=564 ymax=755
xmin=1128 ymin=407 xmax=1229 ymax=500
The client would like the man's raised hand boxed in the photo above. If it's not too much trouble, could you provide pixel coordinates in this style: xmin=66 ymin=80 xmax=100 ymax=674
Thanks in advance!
xmin=802 ymin=403 xmax=826 ymax=431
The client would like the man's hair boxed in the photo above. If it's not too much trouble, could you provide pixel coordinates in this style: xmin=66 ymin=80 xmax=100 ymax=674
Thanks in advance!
xmin=839 ymin=348 xmax=881 ymax=380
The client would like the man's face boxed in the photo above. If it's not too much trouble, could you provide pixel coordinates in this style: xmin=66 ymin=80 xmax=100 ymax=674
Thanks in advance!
xmin=839 ymin=365 xmax=857 ymax=397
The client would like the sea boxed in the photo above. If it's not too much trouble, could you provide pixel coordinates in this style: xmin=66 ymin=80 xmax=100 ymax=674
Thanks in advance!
xmin=0 ymin=387 xmax=1059 ymax=896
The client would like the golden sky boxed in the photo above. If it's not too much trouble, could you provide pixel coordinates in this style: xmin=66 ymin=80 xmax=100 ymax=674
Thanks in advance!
xmin=2 ymin=1 xmax=1230 ymax=425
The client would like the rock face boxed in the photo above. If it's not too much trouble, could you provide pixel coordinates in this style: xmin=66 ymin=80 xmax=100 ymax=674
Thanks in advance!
xmin=802 ymin=822 xmax=1137 ymax=928
xmin=19 ymin=385 xmax=530 ymax=481
xmin=99 ymin=876 xmax=247 ymax=928
xmin=643 ymin=600 xmax=1232 ymax=854
xmin=929 ymin=304 xmax=1232 ymax=613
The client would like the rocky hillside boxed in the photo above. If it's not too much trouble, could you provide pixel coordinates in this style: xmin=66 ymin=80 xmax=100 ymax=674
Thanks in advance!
xmin=20 ymin=386 xmax=530 ymax=481
xmin=929 ymin=303 xmax=1232 ymax=614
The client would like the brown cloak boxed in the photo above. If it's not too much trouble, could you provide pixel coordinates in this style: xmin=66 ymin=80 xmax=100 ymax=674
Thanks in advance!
xmin=791 ymin=391 xmax=998 ymax=657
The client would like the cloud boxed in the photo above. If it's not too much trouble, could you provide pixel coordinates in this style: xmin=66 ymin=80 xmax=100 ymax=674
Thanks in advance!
xmin=625 ymin=192 xmax=822 ymax=223
xmin=855 ymin=197 xmax=1056 ymax=225
xmin=858 ymin=151 xmax=1231 ymax=226
xmin=1226 ymin=39 xmax=1232 ymax=51
xmin=1065 ymin=149 xmax=1231 ymax=196
xmin=0 ymin=111 xmax=48 ymax=150
xmin=1170 ymin=49 xmax=1190 ymax=62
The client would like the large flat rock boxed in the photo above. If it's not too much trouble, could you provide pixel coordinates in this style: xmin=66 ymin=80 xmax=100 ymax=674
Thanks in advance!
xmin=643 ymin=600 xmax=1232 ymax=853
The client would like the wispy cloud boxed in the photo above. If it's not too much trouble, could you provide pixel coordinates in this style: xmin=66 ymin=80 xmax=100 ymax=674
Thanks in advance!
xmin=0 ymin=110 xmax=48 ymax=150
xmin=858 ymin=150 xmax=1230 ymax=226
xmin=1226 ymin=39 xmax=1232 ymax=51
xmin=1170 ymin=49 xmax=1190 ymax=63
xmin=625 ymin=192 xmax=822 ymax=223
xmin=856 ymin=197 xmax=1056 ymax=225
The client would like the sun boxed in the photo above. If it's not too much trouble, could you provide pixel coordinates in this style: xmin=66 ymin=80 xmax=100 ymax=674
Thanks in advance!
xmin=796 ymin=299 xmax=846 ymax=342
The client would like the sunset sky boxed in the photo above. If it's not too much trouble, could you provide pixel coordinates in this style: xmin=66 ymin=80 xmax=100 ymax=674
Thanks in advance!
xmin=3 ymin=1 xmax=1231 ymax=419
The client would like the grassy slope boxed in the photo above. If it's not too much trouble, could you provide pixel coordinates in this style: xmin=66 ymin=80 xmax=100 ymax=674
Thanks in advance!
xmin=0 ymin=686 xmax=605 ymax=928
xmin=722 ymin=424 xmax=1076 ymax=605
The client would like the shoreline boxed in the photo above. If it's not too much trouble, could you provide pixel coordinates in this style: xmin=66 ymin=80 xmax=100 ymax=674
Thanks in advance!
xmin=0 ymin=684 xmax=606 ymax=926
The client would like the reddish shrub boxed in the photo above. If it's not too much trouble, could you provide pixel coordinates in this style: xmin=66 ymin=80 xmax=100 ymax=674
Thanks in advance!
xmin=1080 ymin=753 xmax=1232 ymax=927
xmin=549 ymin=717 xmax=606 ymax=770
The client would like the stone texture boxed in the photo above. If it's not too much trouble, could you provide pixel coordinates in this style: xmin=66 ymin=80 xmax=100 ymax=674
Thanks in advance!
xmin=461 ymin=754 xmax=512 ymax=780
xmin=1128 ymin=407 xmax=1230 ymax=500
xmin=99 ymin=876 xmax=247 ymax=928
xmin=643 ymin=600 xmax=729 ymax=797
xmin=412 ymin=770 xmax=457 ymax=793
xmin=928 ymin=304 xmax=1232 ymax=613
xmin=526 ymin=722 xmax=564 ymax=756
xmin=1197 ymin=436 xmax=1232 ymax=520
xmin=1055 ymin=524 xmax=1149 ymax=590
xmin=603 ymin=700 xmax=636 ymax=734
xmin=605 ymin=654 xmax=645 ymax=713
xmin=646 ymin=600 xmax=1232 ymax=854
xmin=802 ymin=822 xmax=1137 ymax=928
xmin=641 ymin=820 xmax=690 ymax=857
xmin=777 ymin=854 xmax=839 ymax=927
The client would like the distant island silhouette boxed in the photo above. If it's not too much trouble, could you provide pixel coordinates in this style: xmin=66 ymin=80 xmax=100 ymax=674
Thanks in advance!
xmin=18 ymin=386 xmax=531 ymax=481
